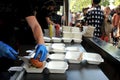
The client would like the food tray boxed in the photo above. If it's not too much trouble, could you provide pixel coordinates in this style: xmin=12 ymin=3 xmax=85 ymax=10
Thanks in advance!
xmin=46 ymin=61 xmax=68 ymax=73
xmin=48 ymin=54 xmax=65 ymax=61
xmin=82 ymin=52 xmax=104 ymax=64
xmin=65 ymin=51 xmax=83 ymax=63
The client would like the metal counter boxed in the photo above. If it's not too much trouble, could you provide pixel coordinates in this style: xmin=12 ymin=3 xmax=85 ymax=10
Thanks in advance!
xmin=82 ymin=37 xmax=120 ymax=80
xmin=10 ymin=43 xmax=109 ymax=80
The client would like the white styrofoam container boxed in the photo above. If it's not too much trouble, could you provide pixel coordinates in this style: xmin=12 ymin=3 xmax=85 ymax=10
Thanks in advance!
xmin=73 ymin=38 xmax=82 ymax=43
xmin=52 ymin=37 xmax=62 ymax=42
xmin=82 ymin=26 xmax=95 ymax=37
xmin=45 ymin=43 xmax=52 ymax=46
xmin=46 ymin=61 xmax=68 ymax=73
xmin=72 ymin=32 xmax=82 ymax=39
xmin=62 ymin=26 xmax=71 ymax=32
xmin=44 ymin=37 xmax=51 ymax=42
xmin=51 ymin=43 xmax=66 ymax=52
xmin=71 ymin=27 xmax=80 ymax=32
xmin=52 ymin=43 xmax=65 ymax=47
xmin=51 ymin=45 xmax=65 ymax=51
xmin=45 ymin=43 xmax=52 ymax=51
xmin=48 ymin=54 xmax=65 ymax=61
xmin=23 ymin=62 xmax=46 ymax=73
xmin=63 ymin=32 xmax=73 ymax=38
xmin=65 ymin=46 xmax=80 ymax=52
xmin=62 ymin=38 xmax=72 ymax=43
xmin=65 ymin=51 xmax=83 ymax=63
xmin=82 ymin=52 xmax=104 ymax=64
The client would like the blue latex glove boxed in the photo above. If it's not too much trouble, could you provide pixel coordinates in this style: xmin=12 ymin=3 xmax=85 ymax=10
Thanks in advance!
xmin=34 ymin=44 xmax=48 ymax=61
xmin=0 ymin=41 xmax=18 ymax=60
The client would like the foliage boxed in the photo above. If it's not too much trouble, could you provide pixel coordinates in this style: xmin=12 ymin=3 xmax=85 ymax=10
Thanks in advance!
xmin=113 ymin=0 xmax=120 ymax=7
xmin=71 ymin=0 xmax=91 ymax=12
xmin=70 ymin=0 xmax=120 ymax=12
xmin=100 ymin=0 xmax=109 ymax=7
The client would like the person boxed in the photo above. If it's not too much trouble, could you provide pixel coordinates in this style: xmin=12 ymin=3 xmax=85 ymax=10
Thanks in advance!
xmin=36 ymin=0 xmax=60 ymax=34
xmin=101 ymin=6 xmax=112 ymax=42
xmin=85 ymin=0 xmax=104 ymax=38
xmin=0 ymin=0 xmax=47 ymax=79
xmin=112 ymin=6 xmax=120 ymax=47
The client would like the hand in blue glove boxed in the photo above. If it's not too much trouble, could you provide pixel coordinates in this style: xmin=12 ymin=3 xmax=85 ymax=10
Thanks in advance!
xmin=0 ymin=41 xmax=18 ymax=60
xmin=34 ymin=44 xmax=48 ymax=62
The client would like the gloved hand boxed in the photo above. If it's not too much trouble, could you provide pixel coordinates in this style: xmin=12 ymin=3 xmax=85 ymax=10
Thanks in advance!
xmin=0 ymin=41 xmax=18 ymax=60
xmin=34 ymin=44 xmax=48 ymax=61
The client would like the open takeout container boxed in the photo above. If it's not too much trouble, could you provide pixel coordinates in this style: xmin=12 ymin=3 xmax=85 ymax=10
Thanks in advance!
xmin=50 ymin=43 xmax=66 ymax=52
xmin=48 ymin=54 xmax=65 ymax=61
xmin=82 ymin=52 xmax=104 ymax=64
xmin=45 ymin=61 xmax=68 ymax=73
xmin=65 ymin=46 xmax=80 ymax=52
xmin=22 ymin=53 xmax=68 ymax=73
xmin=65 ymin=51 xmax=83 ymax=63
xmin=23 ymin=61 xmax=46 ymax=73
xmin=20 ymin=56 xmax=45 ymax=73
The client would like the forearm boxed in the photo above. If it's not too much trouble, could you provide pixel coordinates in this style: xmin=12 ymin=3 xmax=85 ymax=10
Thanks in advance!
xmin=46 ymin=17 xmax=55 ymax=25
xmin=32 ymin=24 xmax=44 ymax=44
xmin=26 ymin=16 xmax=44 ymax=44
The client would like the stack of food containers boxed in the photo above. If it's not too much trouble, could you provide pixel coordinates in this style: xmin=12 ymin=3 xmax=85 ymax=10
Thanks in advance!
xmin=71 ymin=27 xmax=82 ymax=43
xmin=47 ymin=43 xmax=68 ymax=73
xmin=62 ymin=26 xmax=73 ymax=43
xmin=62 ymin=26 xmax=82 ymax=43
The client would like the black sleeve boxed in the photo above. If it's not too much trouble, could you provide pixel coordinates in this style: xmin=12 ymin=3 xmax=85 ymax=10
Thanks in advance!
xmin=17 ymin=0 xmax=35 ymax=18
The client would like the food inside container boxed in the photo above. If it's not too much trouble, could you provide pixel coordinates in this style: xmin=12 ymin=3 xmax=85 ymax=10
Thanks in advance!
xmin=48 ymin=54 xmax=65 ymax=61
xmin=30 ymin=58 xmax=43 ymax=68
xmin=82 ymin=52 xmax=104 ymax=64
xmin=65 ymin=51 xmax=83 ymax=63
xmin=23 ymin=61 xmax=46 ymax=73
xmin=52 ymin=37 xmax=62 ymax=42
xmin=20 ymin=56 xmax=46 ymax=73
xmin=46 ymin=61 xmax=68 ymax=73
